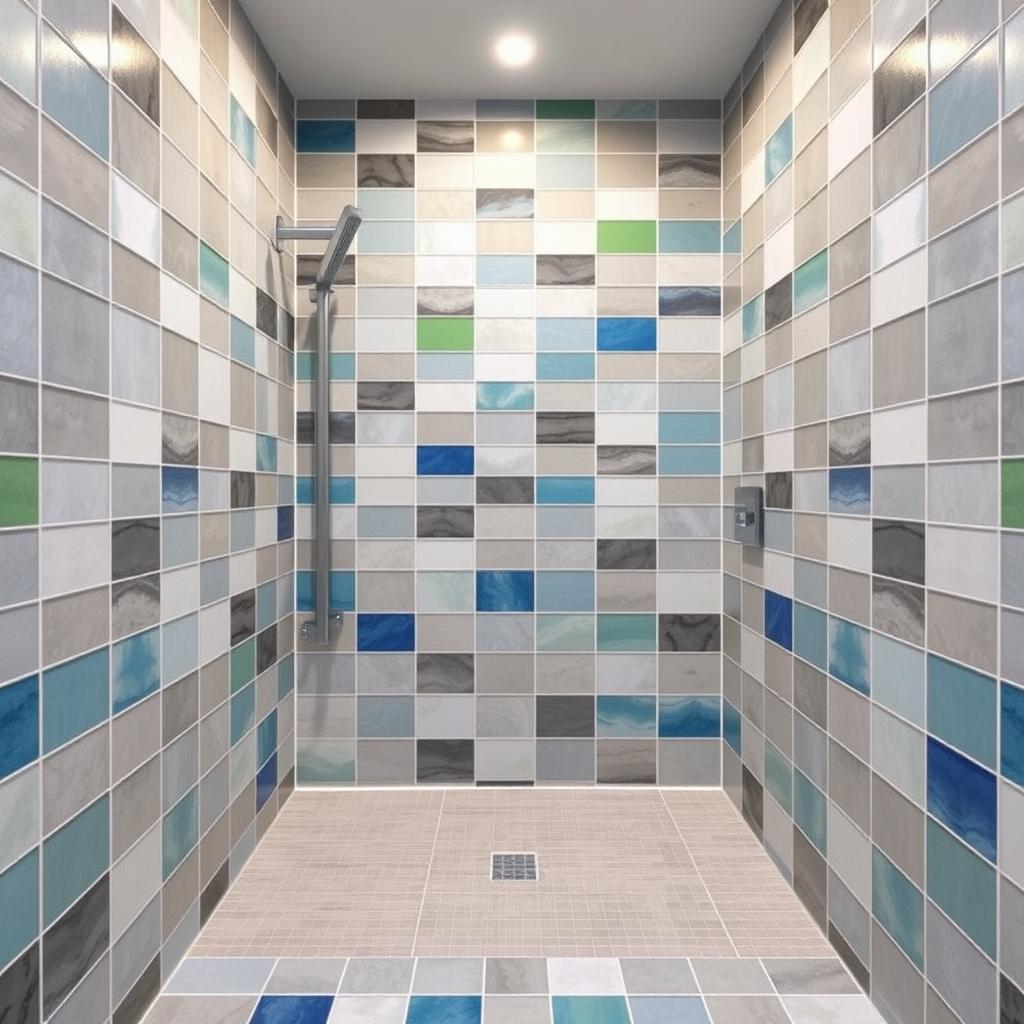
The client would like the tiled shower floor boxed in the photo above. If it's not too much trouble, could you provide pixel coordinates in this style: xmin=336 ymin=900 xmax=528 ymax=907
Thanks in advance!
xmin=144 ymin=790 xmax=877 ymax=1022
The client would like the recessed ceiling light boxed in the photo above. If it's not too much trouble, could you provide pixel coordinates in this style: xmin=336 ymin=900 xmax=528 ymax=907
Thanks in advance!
xmin=494 ymin=32 xmax=535 ymax=68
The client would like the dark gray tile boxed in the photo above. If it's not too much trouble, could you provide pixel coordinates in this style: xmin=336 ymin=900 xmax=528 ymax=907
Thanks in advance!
xmin=476 ymin=477 xmax=534 ymax=505
xmin=536 ymin=254 xmax=594 ymax=286
xmin=873 ymin=20 xmax=926 ymax=136
xmin=357 ymin=381 xmax=415 ymax=410
xmin=659 ymin=614 xmax=720 ymax=652
xmin=358 ymin=99 xmax=414 ymax=118
xmin=596 ymin=446 xmax=656 ymax=476
xmin=42 ymin=874 xmax=109 ymax=1018
xmin=357 ymin=154 xmax=414 ymax=188
xmin=417 ymin=653 xmax=474 ymax=694
xmin=597 ymin=539 xmax=656 ymax=570
xmin=112 ymin=5 xmax=159 ymax=124
xmin=111 ymin=517 xmax=160 ymax=581
xmin=536 ymin=413 xmax=594 ymax=444
xmin=536 ymin=696 xmax=595 ymax=737
xmin=416 ymin=506 xmax=474 ymax=538
xmin=0 ymin=943 xmax=39 ymax=1024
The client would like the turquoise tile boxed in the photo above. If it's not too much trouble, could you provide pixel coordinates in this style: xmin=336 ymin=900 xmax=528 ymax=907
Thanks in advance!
xmin=930 ymin=35 xmax=998 ymax=166
xmin=477 ymin=382 xmax=535 ymax=410
xmin=536 ymin=571 xmax=594 ymax=612
xmin=828 ymin=617 xmax=870 ymax=695
xmin=537 ymin=353 xmax=595 ymax=380
xmin=723 ymin=220 xmax=741 ymax=255
xmin=0 ymin=0 xmax=37 ymax=101
xmin=256 ymin=435 xmax=278 ymax=472
xmin=231 ymin=683 xmax=255 ymax=744
xmin=596 ymin=613 xmax=656 ymax=652
xmin=794 ymin=770 xmax=827 ymax=854
xmin=42 ymin=795 xmax=108 ymax=926
xmin=658 ymin=446 xmax=720 ymax=475
xmin=597 ymin=695 xmax=656 ymax=737
xmin=742 ymin=294 xmax=763 ymax=342
xmin=793 ymin=603 xmax=827 ymax=670
xmin=553 ymin=996 xmax=630 ymax=1024
xmin=927 ymin=654 xmax=997 ymax=768
xmin=537 ymin=476 xmax=595 ymax=504
xmin=199 ymin=242 xmax=229 ymax=306
xmin=42 ymin=648 xmax=108 ymax=753
xmin=230 ymin=95 xmax=256 ymax=165
xmin=723 ymin=699 xmax=741 ymax=755
xmin=536 ymin=614 xmax=594 ymax=651
xmin=1008 ymin=9 xmax=1024 ymax=113
xmin=257 ymin=709 xmax=277 ymax=767
xmin=407 ymin=995 xmax=481 ymax=1024
xmin=112 ymin=628 xmax=160 ymax=715
xmin=41 ymin=25 xmax=108 ymax=158
xmin=765 ymin=741 xmax=793 ymax=813
xmin=926 ymin=818 xmax=997 ymax=958
xmin=0 ymin=849 xmax=37 ymax=969
xmin=793 ymin=249 xmax=828 ymax=313
xmin=659 ymin=412 xmax=720 ymax=443
xmin=1005 ymin=680 xmax=1024 ymax=786
xmin=872 ymin=847 xmax=924 ymax=969
xmin=659 ymin=221 xmax=721 ymax=253
xmin=163 ymin=786 xmax=198 ymax=880
xmin=765 ymin=115 xmax=793 ymax=184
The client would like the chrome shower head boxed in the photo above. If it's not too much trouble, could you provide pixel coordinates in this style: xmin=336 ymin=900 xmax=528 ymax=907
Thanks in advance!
xmin=316 ymin=205 xmax=362 ymax=290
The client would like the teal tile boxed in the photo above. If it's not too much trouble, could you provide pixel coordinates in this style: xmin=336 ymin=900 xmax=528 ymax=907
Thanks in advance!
xmin=553 ymin=997 xmax=630 ymax=1024
xmin=42 ymin=647 xmax=109 ymax=753
xmin=930 ymin=35 xmax=998 ymax=167
xmin=199 ymin=242 xmax=229 ymax=306
xmin=230 ymin=95 xmax=256 ymax=165
xmin=112 ymin=628 xmax=160 ymax=715
xmin=927 ymin=654 xmax=997 ymax=768
xmin=658 ymin=446 xmax=720 ymax=475
xmin=163 ymin=786 xmax=198 ymax=880
xmin=794 ymin=770 xmax=827 ymax=854
xmin=659 ymin=412 xmax=720 ymax=443
xmin=765 ymin=741 xmax=793 ymax=813
xmin=793 ymin=249 xmax=828 ymax=313
xmin=536 ymin=614 xmax=595 ymax=652
xmin=256 ymin=435 xmax=278 ymax=472
xmin=659 ymin=221 xmax=720 ymax=253
xmin=765 ymin=115 xmax=793 ymax=184
xmin=872 ymin=847 xmax=924 ymax=969
xmin=742 ymin=294 xmax=763 ymax=342
xmin=297 ymin=738 xmax=355 ymax=785
xmin=0 ymin=0 xmax=37 ymax=100
xmin=0 ymin=848 xmax=37 ymax=969
xmin=41 ymin=25 xmax=108 ymax=157
xmin=597 ymin=613 xmax=657 ymax=651
xmin=536 ymin=119 xmax=595 ymax=152
xmin=828 ymin=617 xmax=870 ymax=695
xmin=42 ymin=795 xmax=108 ymax=926
xmin=231 ymin=316 xmax=255 ymax=366
xmin=793 ymin=603 xmax=827 ymax=670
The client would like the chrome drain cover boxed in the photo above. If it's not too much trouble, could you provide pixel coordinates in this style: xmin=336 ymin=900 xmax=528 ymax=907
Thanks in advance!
xmin=491 ymin=852 xmax=538 ymax=881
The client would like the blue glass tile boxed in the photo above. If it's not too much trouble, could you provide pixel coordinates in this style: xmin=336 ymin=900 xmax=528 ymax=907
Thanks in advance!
xmin=42 ymin=795 xmax=108 ymax=926
xmin=764 ymin=741 xmax=793 ymax=812
xmin=477 ymin=382 xmax=535 ymax=410
xmin=162 ymin=466 xmax=198 ymax=513
xmin=658 ymin=286 xmax=720 ymax=317
xmin=277 ymin=505 xmax=294 ymax=542
xmin=230 ymin=317 xmax=255 ymax=366
xmin=659 ymin=220 xmax=721 ymax=253
xmin=0 ymin=675 xmax=38 ymax=780
xmin=251 ymin=995 xmax=334 ymax=1024
xmin=926 ymin=818 xmax=997 ymax=957
xmin=475 ymin=570 xmax=534 ymax=613
xmin=537 ymin=318 xmax=594 ymax=351
xmin=765 ymin=115 xmax=793 ymax=184
xmin=596 ymin=318 xmax=656 ymax=351
xmin=658 ymin=446 xmax=720 ymax=475
xmin=723 ymin=699 xmax=741 ymax=755
xmin=930 ymin=36 xmax=998 ymax=167
xmin=199 ymin=242 xmax=229 ymax=306
xmin=229 ymin=96 xmax=256 ymax=165
xmin=793 ymin=603 xmax=827 ymax=669
xmin=417 ymin=353 xmax=474 ymax=380
xmin=41 ymin=26 xmax=108 ymax=158
xmin=764 ymin=590 xmax=793 ymax=651
xmin=256 ymin=435 xmax=278 ymax=472
xmin=296 ymin=477 xmax=355 ymax=505
xmin=553 ymin=996 xmax=630 ymax=1024
xmin=112 ymin=628 xmax=160 ymax=715
xmin=163 ymin=613 xmax=197 ymax=686
xmin=231 ymin=684 xmax=255 ymax=744
xmin=658 ymin=696 xmax=721 ymax=738
xmin=43 ymin=648 xmax=108 ymax=753
xmin=794 ymin=770 xmax=827 ymax=854
xmin=357 ymin=614 xmax=415 ymax=652
xmin=873 ymin=634 xmax=925 ymax=726
xmin=477 ymin=255 xmax=533 ymax=286
xmin=537 ymin=353 xmax=595 ymax=380
xmin=659 ymin=412 xmax=719 ymax=443
xmin=163 ymin=786 xmax=198 ymax=880
xmin=536 ymin=571 xmax=594 ymax=612
xmin=257 ymin=709 xmax=278 ymax=767
xmin=0 ymin=0 xmax=36 ymax=101
xmin=1008 ymin=9 xmax=1024 ymax=113
xmin=793 ymin=250 xmax=828 ymax=313
xmin=828 ymin=467 xmax=870 ymax=514
xmin=537 ymin=476 xmax=595 ymax=504
xmin=927 ymin=737 xmax=997 ymax=861
xmin=828 ymin=617 xmax=870 ymax=695
xmin=598 ymin=695 xmax=656 ymax=737
xmin=872 ymin=847 xmax=924 ymax=968
xmin=331 ymin=353 xmax=356 ymax=380
xmin=0 ymin=849 xmax=38 ymax=970
xmin=417 ymin=445 xmax=474 ymax=476
xmin=1004 ymin=681 xmax=1024 ymax=786
xmin=407 ymin=996 xmax=482 ymax=1024
xmin=358 ymin=221 xmax=415 ymax=253
xmin=596 ymin=613 xmax=656 ymax=652
xmin=296 ymin=119 xmax=355 ymax=153
xmin=297 ymin=571 xmax=356 ymax=614
xmin=927 ymin=654 xmax=997 ymax=768
xmin=256 ymin=751 xmax=277 ymax=810
xmin=723 ymin=221 xmax=741 ymax=255
xmin=742 ymin=295 xmax=764 ymax=342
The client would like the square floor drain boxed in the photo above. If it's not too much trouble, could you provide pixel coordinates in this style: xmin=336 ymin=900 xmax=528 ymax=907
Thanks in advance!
xmin=491 ymin=852 xmax=538 ymax=881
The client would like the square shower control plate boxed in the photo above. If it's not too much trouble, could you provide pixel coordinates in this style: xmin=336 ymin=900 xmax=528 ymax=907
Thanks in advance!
xmin=733 ymin=486 xmax=764 ymax=547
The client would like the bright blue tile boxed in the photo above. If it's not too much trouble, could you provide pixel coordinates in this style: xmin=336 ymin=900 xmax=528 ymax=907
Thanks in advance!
xmin=1004 ymin=681 xmax=1024 ymax=786
xmin=406 ymin=996 xmax=481 ymax=1024
xmin=629 ymin=996 xmax=710 ymax=1024
xmin=596 ymin=317 xmax=656 ymax=351
xmin=162 ymin=466 xmax=198 ymax=513
xmin=764 ymin=590 xmax=793 ymax=651
xmin=872 ymin=847 xmax=924 ymax=969
xmin=930 ymin=36 xmax=999 ymax=167
xmin=229 ymin=96 xmax=256 ymax=165
xmin=926 ymin=817 xmax=997 ymax=958
xmin=765 ymin=115 xmax=793 ymax=184
xmin=163 ymin=786 xmax=198 ymax=880
xmin=659 ymin=220 xmax=720 ymax=254
xmin=537 ymin=476 xmax=595 ymax=504
xmin=251 ymin=995 xmax=334 ymax=1024
xmin=296 ymin=571 xmax=355 ymax=613
xmin=256 ymin=751 xmax=277 ymax=810
xmin=794 ymin=250 xmax=828 ymax=313
xmin=658 ymin=446 xmax=720 ymax=475
xmin=927 ymin=654 xmax=997 ymax=768
xmin=417 ymin=445 xmax=474 ymax=476
xmin=828 ymin=617 xmax=870 ymax=695
xmin=477 ymin=570 xmax=535 ymax=612
xmin=723 ymin=699 xmax=741 ymax=755
xmin=112 ymin=627 xmax=160 ymax=715
xmin=256 ymin=435 xmax=278 ymax=472
xmin=358 ymin=696 xmax=414 ymax=738
xmin=477 ymin=255 xmax=533 ymax=286
xmin=357 ymin=614 xmax=415 ymax=652
xmin=43 ymin=648 xmax=108 ymax=752
xmin=553 ymin=996 xmax=630 ymax=1024
xmin=537 ymin=353 xmax=595 ymax=380
xmin=793 ymin=603 xmax=827 ymax=669
xmin=658 ymin=696 xmax=721 ymax=738
xmin=597 ymin=695 xmax=656 ymax=737
xmin=477 ymin=382 xmax=535 ymax=410
xmin=0 ymin=849 xmax=38 ymax=970
xmin=658 ymin=286 xmax=720 ymax=317
xmin=658 ymin=412 xmax=719 ymax=443
xmin=794 ymin=770 xmax=827 ymax=855
xmin=41 ymin=25 xmax=108 ymax=158
xmin=927 ymin=737 xmax=997 ymax=862
xmin=230 ymin=684 xmax=255 ymax=744
xmin=537 ymin=318 xmax=594 ymax=351
xmin=230 ymin=316 xmax=255 ymax=366
xmin=0 ymin=675 xmax=38 ymax=780
xmin=536 ymin=571 xmax=594 ymax=612
xmin=42 ymin=795 xmax=108 ymax=926
xmin=829 ymin=467 xmax=870 ymax=514
xmin=296 ymin=119 xmax=355 ymax=152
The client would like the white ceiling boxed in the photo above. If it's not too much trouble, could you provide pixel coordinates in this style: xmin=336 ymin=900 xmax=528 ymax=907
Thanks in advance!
xmin=240 ymin=0 xmax=778 ymax=101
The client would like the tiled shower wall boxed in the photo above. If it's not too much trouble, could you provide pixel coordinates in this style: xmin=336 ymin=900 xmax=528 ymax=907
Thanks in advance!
xmin=721 ymin=0 xmax=1024 ymax=1022
xmin=0 ymin=0 xmax=296 ymax=1021
xmin=291 ymin=99 xmax=725 ymax=787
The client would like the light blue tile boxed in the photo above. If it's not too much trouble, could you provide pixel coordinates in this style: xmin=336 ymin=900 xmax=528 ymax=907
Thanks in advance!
xmin=828 ymin=617 xmax=870 ymax=695
xmin=42 ymin=795 xmax=108 ymax=926
xmin=872 ymin=634 xmax=925 ymax=726
xmin=0 ymin=0 xmax=37 ymax=100
xmin=793 ymin=249 xmax=828 ymax=313
xmin=477 ymin=255 xmax=533 ymax=286
xmin=658 ymin=446 xmax=720 ymax=475
xmin=872 ymin=847 xmax=924 ymax=968
xmin=41 ymin=24 xmax=108 ymax=158
xmin=357 ymin=189 xmax=416 ymax=219
xmin=230 ymin=95 xmax=256 ymax=165
xmin=0 ymin=848 xmax=38 ymax=969
xmin=793 ymin=603 xmax=827 ymax=670
xmin=723 ymin=699 xmax=741 ymax=755
xmin=417 ymin=353 xmax=474 ymax=380
xmin=112 ymin=627 xmax=160 ymax=715
xmin=658 ymin=412 xmax=719 ymax=443
xmin=927 ymin=654 xmax=997 ymax=768
xmin=629 ymin=996 xmax=709 ymax=1024
xmin=659 ymin=221 xmax=720 ymax=254
xmin=1004 ymin=680 xmax=1024 ymax=786
xmin=929 ymin=35 xmax=999 ymax=167
xmin=42 ymin=649 xmax=107 ymax=753
xmin=536 ymin=571 xmax=594 ymax=612
xmin=794 ymin=770 xmax=827 ymax=854
xmin=1008 ymin=8 xmax=1024 ymax=113
xmin=537 ymin=353 xmax=595 ymax=380
xmin=358 ymin=221 xmax=415 ymax=253
xmin=597 ymin=695 xmax=656 ymax=737
xmin=537 ymin=476 xmax=595 ymax=504
xmin=723 ymin=220 xmax=741 ymax=255
xmin=765 ymin=114 xmax=793 ymax=184
xmin=256 ymin=435 xmax=278 ymax=472
xmin=163 ymin=786 xmax=198 ymax=879
xmin=230 ymin=317 xmax=255 ymax=366
xmin=537 ymin=318 xmax=594 ymax=351
xmin=162 ymin=613 xmax=198 ymax=685
xmin=477 ymin=382 xmax=534 ymax=410
xmin=537 ymin=155 xmax=595 ymax=187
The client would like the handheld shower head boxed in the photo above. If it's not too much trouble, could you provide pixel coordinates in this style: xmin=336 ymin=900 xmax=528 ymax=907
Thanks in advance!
xmin=316 ymin=205 xmax=362 ymax=291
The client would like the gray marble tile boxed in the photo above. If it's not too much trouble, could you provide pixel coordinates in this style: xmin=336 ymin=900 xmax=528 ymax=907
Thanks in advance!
xmin=536 ymin=254 xmax=594 ymax=286
xmin=417 ymin=120 xmax=474 ymax=152
xmin=658 ymin=154 xmax=721 ymax=187
xmin=926 ymin=903 xmax=996 ymax=1024
xmin=476 ymin=188 xmax=534 ymax=219
xmin=596 ymin=446 xmax=657 ymax=475
xmin=42 ymin=874 xmax=109 ymax=1017
xmin=762 ymin=958 xmax=858 ymax=995
xmin=41 ymin=200 xmax=108 ymax=297
xmin=357 ymin=154 xmax=414 ymax=188
xmin=705 ymin=994 xmax=790 ymax=1023
xmin=597 ymin=539 xmax=656 ymax=570
xmin=620 ymin=959 xmax=697 ymax=994
xmin=340 ymin=958 xmax=415 ymax=995
xmin=928 ymin=387 xmax=998 ymax=460
xmin=485 ymin=959 xmax=549 ymax=995
xmin=264 ymin=958 xmax=347 ymax=994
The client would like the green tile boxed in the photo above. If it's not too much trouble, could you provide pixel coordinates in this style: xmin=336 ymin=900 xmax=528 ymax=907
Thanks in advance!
xmin=416 ymin=317 xmax=474 ymax=351
xmin=596 ymin=613 xmax=657 ymax=651
xmin=0 ymin=456 xmax=38 ymax=527
xmin=230 ymin=637 xmax=256 ymax=693
xmin=597 ymin=221 xmax=657 ymax=254
xmin=538 ymin=99 xmax=595 ymax=119
xmin=1003 ymin=459 xmax=1024 ymax=527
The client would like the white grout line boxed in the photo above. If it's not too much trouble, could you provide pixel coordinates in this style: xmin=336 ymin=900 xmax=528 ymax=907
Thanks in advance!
xmin=410 ymin=786 xmax=447 ymax=956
